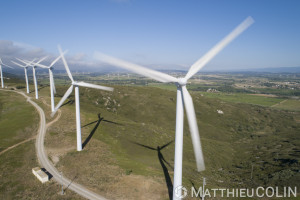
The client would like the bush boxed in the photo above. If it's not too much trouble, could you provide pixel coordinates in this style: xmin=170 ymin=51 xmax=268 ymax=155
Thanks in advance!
xmin=16 ymin=85 xmax=25 ymax=89
xmin=125 ymin=169 xmax=132 ymax=175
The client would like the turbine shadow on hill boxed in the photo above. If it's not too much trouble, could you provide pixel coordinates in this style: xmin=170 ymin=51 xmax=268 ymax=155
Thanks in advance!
xmin=60 ymin=99 xmax=75 ymax=107
xmin=190 ymin=180 xmax=202 ymax=199
xmin=82 ymin=114 xmax=103 ymax=149
xmin=38 ymin=84 xmax=50 ymax=90
xmin=82 ymin=114 xmax=122 ymax=128
xmin=131 ymin=140 xmax=174 ymax=200
xmin=82 ymin=113 xmax=121 ymax=149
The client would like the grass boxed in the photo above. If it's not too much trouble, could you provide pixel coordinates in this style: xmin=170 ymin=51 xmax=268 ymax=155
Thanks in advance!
xmin=149 ymin=83 xmax=292 ymax=107
xmin=0 ymin=140 xmax=84 ymax=199
xmin=0 ymin=91 xmax=38 ymax=149
xmin=42 ymin=84 xmax=300 ymax=200
xmin=151 ymin=83 xmax=289 ymax=107
xmin=2 ymin=72 xmax=300 ymax=199
xmin=253 ymin=87 xmax=300 ymax=96
xmin=148 ymin=83 xmax=177 ymax=91
xmin=0 ymin=89 xmax=83 ymax=199
xmin=194 ymin=92 xmax=285 ymax=107
xmin=272 ymin=99 xmax=300 ymax=111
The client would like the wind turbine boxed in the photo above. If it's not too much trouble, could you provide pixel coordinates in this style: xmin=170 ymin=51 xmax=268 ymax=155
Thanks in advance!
xmin=132 ymin=141 xmax=174 ymax=199
xmin=0 ymin=58 xmax=13 ymax=88
xmin=11 ymin=59 xmax=37 ymax=93
xmin=22 ymin=51 xmax=67 ymax=112
xmin=17 ymin=57 xmax=48 ymax=99
xmin=94 ymin=17 xmax=254 ymax=200
xmin=51 ymin=46 xmax=114 ymax=151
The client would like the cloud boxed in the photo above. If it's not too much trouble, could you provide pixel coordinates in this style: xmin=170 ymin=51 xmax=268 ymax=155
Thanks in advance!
xmin=1 ymin=40 xmax=186 ymax=74
xmin=0 ymin=40 xmax=24 ymax=56
xmin=0 ymin=40 xmax=113 ymax=72
xmin=72 ymin=53 xmax=87 ymax=61
xmin=0 ymin=40 xmax=48 ymax=64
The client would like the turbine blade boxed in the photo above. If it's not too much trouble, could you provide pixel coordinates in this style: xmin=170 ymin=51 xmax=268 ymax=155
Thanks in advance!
xmin=0 ymin=58 xmax=13 ymax=69
xmin=28 ymin=59 xmax=37 ymax=66
xmin=185 ymin=16 xmax=254 ymax=80
xmin=35 ymin=56 xmax=48 ymax=65
xmin=94 ymin=52 xmax=178 ymax=83
xmin=2 ymin=63 xmax=13 ymax=69
xmin=58 ymin=45 xmax=74 ymax=82
xmin=16 ymin=58 xmax=30 ymax=65
xmin=16 ymin=58 xmax=40 ymax=67
xmin=76 ymin=81 xmax=114 ymax=92
xmin=32 ymin=63 xmax=49 ymax=69
xmin=20 ymin=59 xmax=42 ymax=68
xmin=51 ymin=85 xmax=73 ymax=117
xmin=33 ymin=62 xmax=48 ymax=68
xmin=181 ymin=86 xmax=205 ymax=171
xmin=50 ymin=50 xmax=68 ymax=67
xmin=11 ymin=61 xmax=25 ymax=68
xmin=24 ymin=59 xmax=37 ymax=67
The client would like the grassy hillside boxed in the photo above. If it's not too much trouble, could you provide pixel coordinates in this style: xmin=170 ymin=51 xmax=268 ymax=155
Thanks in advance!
xmin=0 ymin=90 xmax=83 ymax=199
xmin=0 ymin=91 xmax=38 ymax=150
xmin=39 ymin=84 xmax=300 ymax=199
xmin=0 ymin=140 xmax=84 ymax=200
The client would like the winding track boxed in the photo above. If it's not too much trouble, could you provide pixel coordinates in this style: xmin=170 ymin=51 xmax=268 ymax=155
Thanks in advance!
xmin=2 ymin=89 xmax=107 ymax=200
xmin=0 ymin=136 xmax=35 ymax=156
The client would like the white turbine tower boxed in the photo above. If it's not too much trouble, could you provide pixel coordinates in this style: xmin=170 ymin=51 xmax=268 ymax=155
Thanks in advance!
xmin=22 ymin=51 xmax=67 ymax=112
xmin=11 ymin=59 xmax=37 ymax=93
xmin=17 ymin=57 xmax=48 ymax=99
xmin=51 ymin=46 xmax=114 ymax=151
xmin=94 ymin=17 xmax=254 ymax=200
xmin=0 ymin=58 xmax=13 ymax=88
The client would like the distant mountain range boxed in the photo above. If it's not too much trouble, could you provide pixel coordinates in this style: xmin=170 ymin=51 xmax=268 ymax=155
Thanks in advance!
xmin=246 ymin=66 xmax=300 ymax=73
xmin=206 ymin=66 xmax=300 ymax=73
xmin=161 ymin=66 xmax=300 ymax=74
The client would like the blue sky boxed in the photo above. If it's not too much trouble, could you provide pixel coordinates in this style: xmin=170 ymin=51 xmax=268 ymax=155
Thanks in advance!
xmin=1 ymin=0 xmax=300 ymax=71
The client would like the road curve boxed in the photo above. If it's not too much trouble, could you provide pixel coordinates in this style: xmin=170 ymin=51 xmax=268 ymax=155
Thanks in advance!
xmin=2 ymin=89 xmax=107 ymax=200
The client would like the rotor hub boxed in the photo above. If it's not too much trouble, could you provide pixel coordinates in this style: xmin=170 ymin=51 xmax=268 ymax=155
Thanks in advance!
xmin=177 ymin=78 xmax=187 ymax=86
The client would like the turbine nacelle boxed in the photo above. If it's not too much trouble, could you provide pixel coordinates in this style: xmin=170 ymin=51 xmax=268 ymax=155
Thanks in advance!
xmin=177 ymin=78 xmax=187 ymax=87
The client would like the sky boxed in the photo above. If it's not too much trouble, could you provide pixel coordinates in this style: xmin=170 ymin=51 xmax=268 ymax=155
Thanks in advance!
xmin=0 ymin=0 xmax=300 ymax=72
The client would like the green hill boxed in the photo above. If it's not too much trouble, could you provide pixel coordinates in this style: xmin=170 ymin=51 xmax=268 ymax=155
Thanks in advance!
xmin=41 ymin=84 xmax=300 ymax=199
